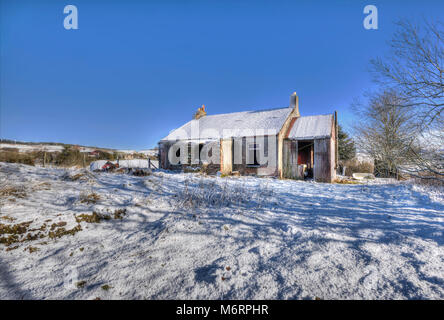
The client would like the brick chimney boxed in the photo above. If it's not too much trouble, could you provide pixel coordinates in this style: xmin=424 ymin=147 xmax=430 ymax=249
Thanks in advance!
xmin=193 ymin=104 xmax=207 ymax=120
xmin=290 ymin=92 xmax=300 ymax=117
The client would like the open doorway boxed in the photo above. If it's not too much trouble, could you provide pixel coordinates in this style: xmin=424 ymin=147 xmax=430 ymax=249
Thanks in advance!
xmin=297 ymin=140 xmax=314 ymax=179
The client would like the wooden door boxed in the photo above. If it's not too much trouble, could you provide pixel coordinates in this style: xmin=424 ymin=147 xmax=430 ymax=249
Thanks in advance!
xmin=283 ymin=139 xmax=299 ymax=179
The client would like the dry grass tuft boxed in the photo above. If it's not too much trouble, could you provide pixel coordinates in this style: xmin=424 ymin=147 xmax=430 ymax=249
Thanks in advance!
xmin=0 ymin=185 xmax=27 ymax=199
xmin=62 ymin=171 xmax=88 ymax=182
xmin=50 ymin=221 xmax=67 ymax=230
xmin=48 ymin=224 xmax=82 ymax=239
xmin=24 ymin=246 xmax=39 ymax=253
xmin=334 ymin=179 xmax=361 ymax=185
xmin=0 ymin=221 xmax=33 ymax=235
xmin=0 ymin=216 xmax=16 ymax=222
xmin=75 ymin=212 xmax=108 ymax=223
xmin=76 ymin=209 xmax=127 ymax=223
xmin=79 ymin=192 xmax=100 ymax=204
xmin=175 ymin=177 xmax=263 ymax=210
xmin=113 ymin=208 xmax=127 ymax=219
xmin=32 ymin=182 xmax=51 ymax=191
xmin=0 ymin=219 xmax=83 ymax=245
xmin=0 ymin=235 xmax=19 ymax=246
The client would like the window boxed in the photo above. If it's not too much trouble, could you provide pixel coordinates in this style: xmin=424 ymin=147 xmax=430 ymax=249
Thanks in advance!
xmin=247 ymin=143 xmax=260 ymax=166
xmin=199 ymin=143 xmax=204 ymax=163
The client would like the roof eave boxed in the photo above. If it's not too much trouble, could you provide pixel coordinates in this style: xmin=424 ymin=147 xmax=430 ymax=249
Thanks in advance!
xmin=288 ymin=135 xmax=332 ymax=140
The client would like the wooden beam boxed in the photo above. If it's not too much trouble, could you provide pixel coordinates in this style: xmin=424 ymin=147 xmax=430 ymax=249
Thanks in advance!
xmin=334 ymin=111 xmax=338 ymax=169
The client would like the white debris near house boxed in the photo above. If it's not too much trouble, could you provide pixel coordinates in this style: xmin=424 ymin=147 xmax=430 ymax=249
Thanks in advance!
xmin=1 ymin=162 xmax=443 ymax=300
xmin=117 ymin=159 xmax=150 ymax=169
xmin=89 ymin=160 xmax=109 ymax=171
xmin=89 ymin=159 xmax=150 ymax=171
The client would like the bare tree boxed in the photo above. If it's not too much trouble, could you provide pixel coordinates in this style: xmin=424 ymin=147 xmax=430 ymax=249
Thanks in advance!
xmin=370 ymin=20 xmax=443 ymax=181
xmin=401 ymin=126 xmax=444 ymax=180
xmin=371 ymin=20 xmax=443 ymax=128
xmin=353 ymin=91 xmax=417 ymax=178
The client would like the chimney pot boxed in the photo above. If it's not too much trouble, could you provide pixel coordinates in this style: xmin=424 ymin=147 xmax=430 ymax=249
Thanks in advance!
xmin=290 ymin=92 xmax=300 ymax=117
xmin=193 ymin=104 xmax=207 ymax=120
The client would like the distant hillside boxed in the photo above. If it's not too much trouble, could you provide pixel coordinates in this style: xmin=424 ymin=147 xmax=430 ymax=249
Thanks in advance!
xmin=0 ymin=139 xmax=158 ymax=156
xmin=0 ymin=139 xmax=115 ymax=153
xmin=0 ymin=139 xmax=158 ymax=167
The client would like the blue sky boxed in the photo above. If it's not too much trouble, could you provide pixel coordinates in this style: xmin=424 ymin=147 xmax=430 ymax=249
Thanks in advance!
xmin=1 ymin=0 xmax=443 ymax=149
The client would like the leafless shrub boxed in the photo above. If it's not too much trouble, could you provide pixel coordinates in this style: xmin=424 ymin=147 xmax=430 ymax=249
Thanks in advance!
xmin=0 ymin=150 xmax=35 ymax=166
xmin=174 ymin=177 xmax=271 ymax=210
xmin=352 ymin=90 xmax=417 ymax=178
xmin=408 ymin=179 xmax=444 ymax=204
xmin=342 ymin=159 xmax=374 ymax=177
xmin=410 ymin=177 xmax=444 ymax=188
xmin=176 ymin=178 xmax=241 ymax=209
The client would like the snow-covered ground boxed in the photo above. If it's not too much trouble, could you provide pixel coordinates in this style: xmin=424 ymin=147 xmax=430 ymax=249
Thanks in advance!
xmin=0 ymin=162 xmax=443 ymax=300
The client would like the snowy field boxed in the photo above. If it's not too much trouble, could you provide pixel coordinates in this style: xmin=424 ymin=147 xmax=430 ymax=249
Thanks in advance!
xmin=0 ymin=162 xmax=443 ymax=300
xmin=0 ymin=143 xmax=64 ymax=153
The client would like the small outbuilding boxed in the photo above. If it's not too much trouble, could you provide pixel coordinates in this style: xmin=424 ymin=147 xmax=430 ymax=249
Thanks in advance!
xmin=283 ymin=114 xmax=337 ymax=182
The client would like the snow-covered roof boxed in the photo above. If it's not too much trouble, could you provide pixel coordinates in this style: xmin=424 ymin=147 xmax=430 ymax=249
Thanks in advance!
xmin=287 ymin=114 xmax=333 ymax=140
xmin=161 ymin=107 xmax=293 ymax=141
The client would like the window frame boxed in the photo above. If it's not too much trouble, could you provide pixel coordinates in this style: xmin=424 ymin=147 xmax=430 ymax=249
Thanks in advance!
xmin=247 ymin=142 xmax=261 ymax=167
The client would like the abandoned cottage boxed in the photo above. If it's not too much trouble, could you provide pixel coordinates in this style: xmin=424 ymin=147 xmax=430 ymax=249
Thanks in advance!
xmin=158 ymin=92 xmax=338 ymax=182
